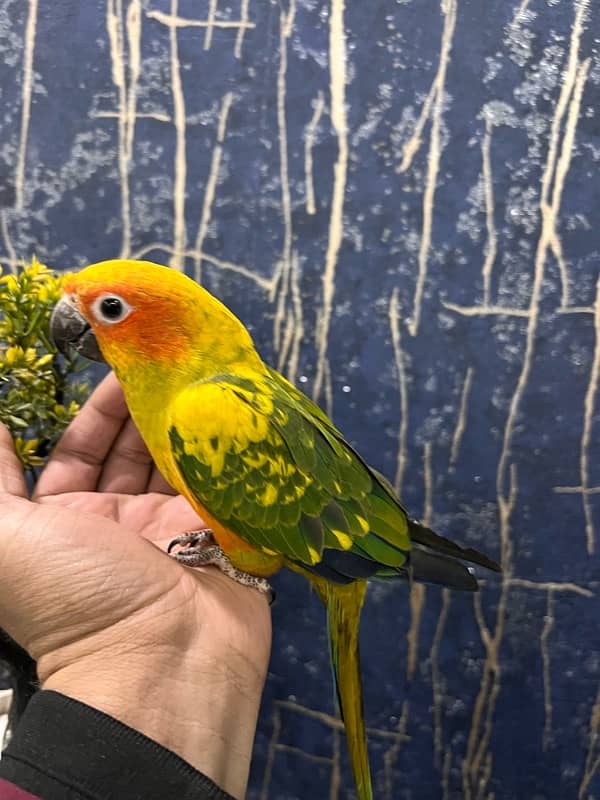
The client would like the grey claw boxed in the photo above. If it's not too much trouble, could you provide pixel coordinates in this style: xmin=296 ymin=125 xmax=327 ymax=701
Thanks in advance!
xmin=167 ymin=528 xmax=214 ymax=554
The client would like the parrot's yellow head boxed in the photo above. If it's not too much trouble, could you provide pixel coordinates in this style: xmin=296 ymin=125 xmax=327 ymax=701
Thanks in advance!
xmin=50 ymin=259 xmax=260 ymax=382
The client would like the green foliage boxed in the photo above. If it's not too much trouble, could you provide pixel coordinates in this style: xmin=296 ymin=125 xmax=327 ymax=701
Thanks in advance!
xmin=0 ymin=258 xmax=90 ymax=469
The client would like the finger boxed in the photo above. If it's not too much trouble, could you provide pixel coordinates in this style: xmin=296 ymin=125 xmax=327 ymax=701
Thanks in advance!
xmin=34 ymin=372 xmax=129 ymax=497
xmin=0 ymin=424 xmax=28 ymax=498
xmin=147 ymin=466 xmax=177 ymax=494
xmin=97 ymin=418 xmax=153 ymax=493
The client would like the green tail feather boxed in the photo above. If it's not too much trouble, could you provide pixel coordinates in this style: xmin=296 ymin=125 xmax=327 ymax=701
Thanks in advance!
xmin=308 ymin=572 xmax=373 ymax=800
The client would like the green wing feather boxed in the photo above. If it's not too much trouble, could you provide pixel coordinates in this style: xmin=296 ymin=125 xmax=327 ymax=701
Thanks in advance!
xmin=167 ymin=369 xmax=412 ymax=576
xmin=167 ymin=367 xmax=499 ymax=584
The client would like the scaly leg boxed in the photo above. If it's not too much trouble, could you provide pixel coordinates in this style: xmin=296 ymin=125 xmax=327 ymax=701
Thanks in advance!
xmin=168 ymin=529 xmax=274 ymax=604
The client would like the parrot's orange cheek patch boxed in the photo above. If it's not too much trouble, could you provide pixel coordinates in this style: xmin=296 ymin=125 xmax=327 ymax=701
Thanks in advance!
xmin=67 ymin=283 xmax=189 ymax=365
xmin=93 ymin=313 xmax=189 ymax=365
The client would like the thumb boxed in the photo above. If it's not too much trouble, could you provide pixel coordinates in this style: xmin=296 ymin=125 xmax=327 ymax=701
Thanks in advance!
xmin=0 ymin=424 xmax=28 ymax=498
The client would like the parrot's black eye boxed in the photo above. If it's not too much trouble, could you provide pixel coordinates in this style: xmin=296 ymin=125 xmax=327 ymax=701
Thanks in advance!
xmin=92 ymin=293 xmax=133 ymax=325
xmin=101 ymin=297 xmax=123 ymax=318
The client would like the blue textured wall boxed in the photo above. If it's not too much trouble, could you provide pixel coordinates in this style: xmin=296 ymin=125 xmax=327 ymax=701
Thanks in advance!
xmin=1 ymin=1 xmax=600 ymax=797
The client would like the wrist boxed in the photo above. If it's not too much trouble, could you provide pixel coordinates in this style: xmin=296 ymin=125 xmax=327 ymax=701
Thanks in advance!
xmin=40 ymin=624 xmax=268 ymax=799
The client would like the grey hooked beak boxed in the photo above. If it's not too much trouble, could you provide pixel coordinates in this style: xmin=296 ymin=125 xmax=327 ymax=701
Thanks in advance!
xmin=50 ymin=298 xmax=106 ymax=362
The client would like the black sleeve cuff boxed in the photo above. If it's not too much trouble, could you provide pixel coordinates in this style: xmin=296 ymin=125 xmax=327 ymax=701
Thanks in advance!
xmin=0 ymin=690 xmax=235 ymax=800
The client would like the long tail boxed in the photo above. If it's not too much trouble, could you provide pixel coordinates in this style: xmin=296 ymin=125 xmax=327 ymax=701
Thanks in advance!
xmin=309 ymin=573 xmax=372 ymax=800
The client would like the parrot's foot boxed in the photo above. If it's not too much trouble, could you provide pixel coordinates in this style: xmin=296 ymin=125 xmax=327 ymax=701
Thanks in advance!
xmin=168 ymin=531 xmax=274 ymax=605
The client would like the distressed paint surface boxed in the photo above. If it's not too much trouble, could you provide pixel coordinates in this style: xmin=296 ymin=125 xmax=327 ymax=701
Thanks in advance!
xmin=0 ymin=1 xmax=599 ymax=797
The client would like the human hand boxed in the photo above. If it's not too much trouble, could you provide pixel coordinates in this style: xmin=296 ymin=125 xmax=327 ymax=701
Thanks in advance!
xmin=0 ymin=373 xmax=271 ymax=799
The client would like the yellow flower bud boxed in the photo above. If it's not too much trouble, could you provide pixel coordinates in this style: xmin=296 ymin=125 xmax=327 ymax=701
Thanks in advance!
xmin=0 ymin=275 xmax=18 ymax=292
xmin=5 ymin=346 xmax=23 ymax=365
xmin=36 ymin=353 xmax=54 ymax=368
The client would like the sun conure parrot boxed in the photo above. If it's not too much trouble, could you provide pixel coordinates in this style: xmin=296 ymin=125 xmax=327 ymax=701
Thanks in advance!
xmin=50 ymin=259 xmax=501 ymax=800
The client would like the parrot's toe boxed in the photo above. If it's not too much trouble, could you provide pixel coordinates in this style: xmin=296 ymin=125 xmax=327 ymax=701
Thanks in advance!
xmin=167 ymin=528 xmax=214 ymax=554
xmin=170 ymin=541 xmax=275 ymax=605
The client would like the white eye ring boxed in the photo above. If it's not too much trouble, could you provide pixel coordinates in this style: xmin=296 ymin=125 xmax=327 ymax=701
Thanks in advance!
xmin=91 ymin=294 xmax=133 ymax=324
